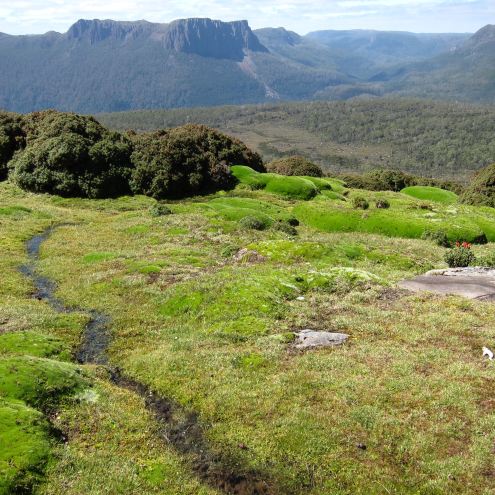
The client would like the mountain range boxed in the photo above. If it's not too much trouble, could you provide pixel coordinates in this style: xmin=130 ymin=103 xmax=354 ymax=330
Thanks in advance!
xmin=0 ymin=17 xmax=493 ymax=113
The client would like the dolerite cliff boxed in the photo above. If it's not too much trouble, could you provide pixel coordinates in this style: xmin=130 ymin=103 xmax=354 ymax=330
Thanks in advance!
xmin=163 ymin=18 xmax=268 ymax=60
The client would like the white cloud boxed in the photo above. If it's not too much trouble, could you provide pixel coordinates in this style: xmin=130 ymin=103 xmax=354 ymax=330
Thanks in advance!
xmin=0 ymin=0 xmax=493 ymax=34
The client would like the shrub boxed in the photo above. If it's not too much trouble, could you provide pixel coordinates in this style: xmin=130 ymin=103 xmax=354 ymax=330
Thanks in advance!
xmin=461 ymin=163 xmax=495 ymax=207
xmin=0 ymin=111 xmax=25 ymax=180
xmin=130 ymin=125 xmax=262 ymax=200
xmin=150 ymin=204 xmax=172 ymax=217
xmin=10 ymin=111 xmax=133 ymax=198
xmin=352 ymin=196 xmax=369 ymax=210
xmin=238 ymin=216 xmax=267 ymax=231
xmin=363 ymin=169 xmax=414 ymax=192
xmin=375 ymin=199 xmax=390 ymax=209
xmin=444 ymin=243 xmax=476 ymax=268
xmin=421 ymin=229 xmax=451 ymax=247
xmin=272 ymin=220 xmax=298 ymax=236
xmin=266 ymin=156 xmax=323 ymax=177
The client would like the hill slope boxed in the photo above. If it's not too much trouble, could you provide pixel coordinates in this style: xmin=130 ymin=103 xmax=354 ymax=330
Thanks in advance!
xmin=1 ymin=18 xmax=492 ymax=112
xmin=384 ymin=25 xmax=495 ymax=102
xmin=99 ymin=99 xmax=495 ymax=180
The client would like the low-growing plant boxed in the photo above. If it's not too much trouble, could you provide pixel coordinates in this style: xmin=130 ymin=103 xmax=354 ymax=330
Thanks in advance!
xmin=421 ymin=229 xmax=451 ymax=247
xmin=239 ymin=216 xmax=267 ymax=231
xmin=477 ymin=252 xmax=495 ymax=268
xmin=375 ymin=199 xmax=390 ymax=209
xmin=149 ymin=204 xmax=172 ymax=217
xmin=272 ymin=220 xmax=298 ymax=236
xmin=444 ymin=242 xmax=475 ymax=267
xmin=352 ymin=196 xmax=369 ymax=210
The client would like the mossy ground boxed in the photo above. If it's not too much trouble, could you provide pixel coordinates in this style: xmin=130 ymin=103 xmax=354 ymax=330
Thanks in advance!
xmin=400 ymin=185 xmax=459 ymax=204
xmin=2 ymin=179 xmax=495 ymax=494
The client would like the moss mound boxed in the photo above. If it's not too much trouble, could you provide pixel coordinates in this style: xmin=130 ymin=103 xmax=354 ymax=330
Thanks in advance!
xmin=232 ymin=165 xmax=318 ymax=200
xmin=0 ymin=399 xmax=52 ymax=495
xmin=461 ymin=163 xmax=495 ymax=207
xmin=294 ymin=201 xmax=486 ymax=242
xmin=0 ymin=355 xmax=86 ymax=411
xmin=266 ymin=156 xmax=323 ymax=177
xmin=0 ymin=332 xmax=70 ymax=360
xmin=401 ymin=186 xmax=458 ymax=204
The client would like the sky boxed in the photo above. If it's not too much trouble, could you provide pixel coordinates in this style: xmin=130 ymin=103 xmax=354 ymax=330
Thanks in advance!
xmin=0 ymin=0 xmax=493 ymax=35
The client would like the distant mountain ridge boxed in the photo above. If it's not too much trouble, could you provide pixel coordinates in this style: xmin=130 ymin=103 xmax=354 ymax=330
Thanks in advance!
xmin=0 ymin=17 xmax=493 ymax=113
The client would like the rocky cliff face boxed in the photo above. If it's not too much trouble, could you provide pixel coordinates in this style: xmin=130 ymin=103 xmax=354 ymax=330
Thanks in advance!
xmin=163 ymin=18 xmax=268 ymax=60
xmin=65 ymin=18 xmax=268 ymax=60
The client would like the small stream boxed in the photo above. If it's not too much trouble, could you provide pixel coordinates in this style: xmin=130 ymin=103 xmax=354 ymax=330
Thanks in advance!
xmin=21 ymin=225 xmax=274 ymax=495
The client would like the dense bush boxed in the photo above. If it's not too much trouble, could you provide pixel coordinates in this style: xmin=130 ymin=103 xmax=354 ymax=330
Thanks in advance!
xmin=266 ymin=156 xmax=322 ymax=177
xmin=130 ymin=125 xmax=262 ymax=200
xmin=421 ymin=229 xmax=451 ymax=247
xmin=272 ymin=220 xmax=298 ymax=236
xmin=444 ymin=243 xmax=475 ymax=267
xmin=461 ymin=163 xmax=495 ymax=207
xmin=352 ymin=196 xmax=369 ymax=210
xmin=150 ymin=204 xmax=172 ymax=217
xmin=10 ymin=111 xmax=133 ymax=198
xmin=238 ymin=216 xmax=267 ymax=231
xmin=375 ymin=199 xmax=390 ymax=209
xmin=0 ymin=111 xmax=26 ymax=180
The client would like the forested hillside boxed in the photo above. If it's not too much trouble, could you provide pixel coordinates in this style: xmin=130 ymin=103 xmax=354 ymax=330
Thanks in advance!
xmin=99 ymin=99 xmax=495 ymax=180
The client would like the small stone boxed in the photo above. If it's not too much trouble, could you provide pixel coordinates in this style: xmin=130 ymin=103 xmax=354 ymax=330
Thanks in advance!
xmin=238 ymin=443 xmax=248 ymax=450
xmin=294 ymin=329 xmax=349 ymax=349
xmin=232 ymin=248 xmax=266 ymax=263
xmin=296 ymin=296 xmax=305 ymax=301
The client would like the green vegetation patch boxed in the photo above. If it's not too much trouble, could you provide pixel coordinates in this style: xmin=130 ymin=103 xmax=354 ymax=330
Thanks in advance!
xmin=295 ymin=200 xmax=485 ymax=242
xmin=0 ymin=332 xmax=70 ymax=360
xmin=0 ymin=205 xmax=32 ymax=216
xmin=82 ymin=252 xmax=118 ymax=264
xmin=232 ymin=165 xmax=318 ymax=200
xmin=401 ymin=186 xmax=458 ymax=204
xmin=0 ymin=399 xmax=51 ymax=495
xmin=208 ymin=196 xmax=296 ymax=228
xmin=0 ymin=355 xmax=86 ymax=411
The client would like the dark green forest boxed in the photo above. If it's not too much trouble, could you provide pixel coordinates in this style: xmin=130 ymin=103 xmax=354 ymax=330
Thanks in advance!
xmin=99 ymin=98 xmax=495 ymax=181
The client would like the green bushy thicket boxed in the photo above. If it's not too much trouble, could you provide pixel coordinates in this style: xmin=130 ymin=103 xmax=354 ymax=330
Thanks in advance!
xmin=0 ymin=111 xmax=26 ymax=180
xmin=461 ymin=163 xmax=495 ymax=207
xmin=129 ymin=124 xmax=262 ymax=199
xmin=10 ymin=111 xmax=134 ymax=198
xmin=2 ymin=112 xmax=262 ymax=200
xmin=266 ymin=156 xmax=322 ymax=177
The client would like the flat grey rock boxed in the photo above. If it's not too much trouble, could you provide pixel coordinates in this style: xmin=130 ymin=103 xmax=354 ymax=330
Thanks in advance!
xmin=399 ymin=267 xmax=495 ymax=300
xmin=294 ymin=330 xmax=349 ymax=349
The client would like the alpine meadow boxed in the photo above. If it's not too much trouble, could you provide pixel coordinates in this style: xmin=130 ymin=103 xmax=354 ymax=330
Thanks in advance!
xmin=2 ymin=3 xmax=495 ymax=495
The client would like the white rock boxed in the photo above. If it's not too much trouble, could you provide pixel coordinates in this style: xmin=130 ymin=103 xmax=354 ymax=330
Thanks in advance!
xmin=294 ymin=329 xmax=349 ymax=349
xmin=483 ymin=346 xmax=494 ymax=360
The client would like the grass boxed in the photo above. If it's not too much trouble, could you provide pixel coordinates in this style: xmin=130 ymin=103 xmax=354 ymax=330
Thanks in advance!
xmin=232 ymin=165 xmax=319 ymax=200
xmin=401 ymin=185 xmax=458 ymax=204
xmin=3 ymin=180 xmax=495 ymax=493
xmin=295 ymin=190 xmax=495 ymax=242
